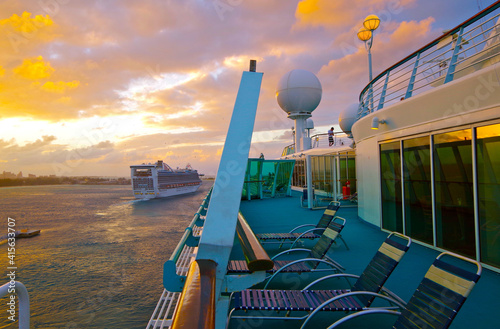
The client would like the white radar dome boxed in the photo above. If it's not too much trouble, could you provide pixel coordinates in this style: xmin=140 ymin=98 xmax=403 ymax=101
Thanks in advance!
xmin=276 ymin=69 xmax=322 ymax=115
xmin=305 ymin=118 xmax=314 ymax=129
xmin=339 ymin=103 xmax=358 ymax=136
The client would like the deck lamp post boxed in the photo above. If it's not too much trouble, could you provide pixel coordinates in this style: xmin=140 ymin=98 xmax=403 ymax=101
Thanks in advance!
xmin=358 ymin=15 xmax=380 ymax=81
xmin=357 ymin=14 xmax=380 ymax=111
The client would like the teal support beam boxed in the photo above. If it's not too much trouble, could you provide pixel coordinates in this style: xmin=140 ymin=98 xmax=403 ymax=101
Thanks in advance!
xmin=195 ymin=69 xmax=263 ymax=311
xmin=306 ymin=155 xmax=313 ymax=209
xmin=444 ymin=27 xmax=464 ymax=84
xmin=405 ymin=52 xmax=420 ymax=99
xmin=271 ymin=162 xmax=279 ymax=198
xmin=287 ymin=161 xmax=295 ymax=196
xmin=377 ymin=72 xmax=390 ymax=111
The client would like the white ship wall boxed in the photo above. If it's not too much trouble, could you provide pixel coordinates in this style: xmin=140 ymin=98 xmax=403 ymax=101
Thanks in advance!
xmin=353 ymin=62 xmax=500 ymax=226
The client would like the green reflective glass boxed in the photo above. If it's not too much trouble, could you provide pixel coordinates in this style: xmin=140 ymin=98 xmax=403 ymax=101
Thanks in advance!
xmin=243 ymin=159 xmax=295 ymax=200
xmin=348 ymin=157 xmax=356 ymax=194
xmin=339 ymin=156 xmax=347 ymax=188
xmin=476 ymin=124 xmax=500 ymax=267
xmin=293 ymin=159 xmax=305 ymax=187
xmin=380 ymin=141 xmax=403 ymax=233
xmin=434 ymin=129 xmax=475 ymax=258
xmin=403 ymin=136 xmax=433 ymax=244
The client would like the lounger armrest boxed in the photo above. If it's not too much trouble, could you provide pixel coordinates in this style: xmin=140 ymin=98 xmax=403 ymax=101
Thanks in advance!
xmin=264 ymin=258 xmax=344 ymax=288
xmin=379 ymin=286 xmax=407 ymax=307
xmin=289 ymin=224 xmax=316 ymax=233
xmin=303 ymin=273 xmax=360 ymax=290
xmin=326 ymin=309 xmax=401 ymax=329
xmin=300 ymin=291 xmax=406 ymax=329
xmin=271 ymin=248 xmax=311 ymax=261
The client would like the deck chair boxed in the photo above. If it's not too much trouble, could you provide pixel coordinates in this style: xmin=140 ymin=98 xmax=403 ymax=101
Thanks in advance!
xmin=324 ymin=251 xmax=482 ymax=329
xmin=257 ymin=201 xmax=347 ymax=249
xmin=301 ymin=187 xmax=318 ymax=207
xmin=228 ymin=217 xmax=347 ymax=280
xmin=227 ymin=233 xmax=411 ymax=327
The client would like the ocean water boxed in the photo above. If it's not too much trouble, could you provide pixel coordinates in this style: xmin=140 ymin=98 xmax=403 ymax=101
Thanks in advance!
xmin=0 ymin=182 xmax=212 ymax=328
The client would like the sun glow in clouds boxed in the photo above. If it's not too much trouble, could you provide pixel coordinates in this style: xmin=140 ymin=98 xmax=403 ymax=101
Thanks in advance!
xmin=116 ymin=71 xmax=203 ymax=111
xmin=119 ymin=71 xmax=202 ymax=99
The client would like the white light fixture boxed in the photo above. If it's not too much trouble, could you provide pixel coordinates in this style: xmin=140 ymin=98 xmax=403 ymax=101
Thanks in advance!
xmin=371 ymin=116 xmax=386 ymax=130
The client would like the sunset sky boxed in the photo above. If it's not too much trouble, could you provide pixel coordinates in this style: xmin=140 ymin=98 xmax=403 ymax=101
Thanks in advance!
xmin=0 ymin=0 xmax=496 ymax=177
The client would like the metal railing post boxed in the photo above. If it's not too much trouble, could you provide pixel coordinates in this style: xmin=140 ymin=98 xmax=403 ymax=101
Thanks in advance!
xmin=444 ymin=27 xmax=465 ymax=83
xmin=405 ymin=52 xmax=421 ymax=99
xmin=377 ymin=72 xmax=390 ymax=110
xmin=0 ymin=281 xmax=30 ymax=329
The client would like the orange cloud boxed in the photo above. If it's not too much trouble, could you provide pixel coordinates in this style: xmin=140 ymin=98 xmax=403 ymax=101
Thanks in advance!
xmin=294 ymin=0 xmax=417 ymax=29
xmin=42 ymin=80 xmax=80 ymax=93
xmin=0 ymin=66 xmax=4 ymax=77
xmin=0 ymin=11 xmax=53 ymax=33
xmin=14 ymin=56 xmax=54 ymax=80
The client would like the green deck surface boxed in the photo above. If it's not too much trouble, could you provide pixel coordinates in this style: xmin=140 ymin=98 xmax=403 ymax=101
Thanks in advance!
xmin=229 ymin=192 xmax=500 ymax=329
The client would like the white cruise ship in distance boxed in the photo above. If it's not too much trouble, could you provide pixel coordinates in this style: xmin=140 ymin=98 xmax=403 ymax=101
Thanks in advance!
xmin=130 ymin=160 xmax=202 ymax=199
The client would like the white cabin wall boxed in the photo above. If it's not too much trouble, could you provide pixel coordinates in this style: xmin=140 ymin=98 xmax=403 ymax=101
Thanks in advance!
xmin=355 ymin=137 xmax=381 ymax=227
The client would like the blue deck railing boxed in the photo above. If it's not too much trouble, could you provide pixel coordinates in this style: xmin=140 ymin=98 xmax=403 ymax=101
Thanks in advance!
xmin=357 ymin=2 xmax=500 ymax=119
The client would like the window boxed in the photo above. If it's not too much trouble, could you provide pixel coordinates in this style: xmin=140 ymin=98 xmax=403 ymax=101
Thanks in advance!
xmin=476 ymin=124 xmax=500 ymax=267
xmin=434 ymin=129 xmax=475 ymax=257
xmin=380 ymin=141 xmax=403 ymax=233
xmin=403 ymin=137 xmax=433 ymax=244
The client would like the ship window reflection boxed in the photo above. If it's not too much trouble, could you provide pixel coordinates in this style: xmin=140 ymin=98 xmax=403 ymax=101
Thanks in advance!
xmin=403 ymin=136 xmax=433 ymax=244
xmin=434 ymin=129 xmax=475 ymax=258
xmin=476 ymin=123 xmax=500 ymax=267
xmin=380 ymin=141 xmax=403 ymax=233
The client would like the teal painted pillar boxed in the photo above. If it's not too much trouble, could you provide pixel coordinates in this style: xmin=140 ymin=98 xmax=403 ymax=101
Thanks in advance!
xmin=196 ymin=69 xmax=263 ymax=299
xmin=306 ymin=155 xmax=313 ymax=208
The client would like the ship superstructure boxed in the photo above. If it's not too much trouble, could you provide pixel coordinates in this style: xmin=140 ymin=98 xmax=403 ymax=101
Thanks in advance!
xmin=130 ymin=160 xmax=202 ymax=199
xmin=144 ymin=4 xmax=500 ymax=329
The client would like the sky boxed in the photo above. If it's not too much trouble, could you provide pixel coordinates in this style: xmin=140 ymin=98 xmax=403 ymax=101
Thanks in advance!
xmin=0 ymin=0 xmax=496 ymax=177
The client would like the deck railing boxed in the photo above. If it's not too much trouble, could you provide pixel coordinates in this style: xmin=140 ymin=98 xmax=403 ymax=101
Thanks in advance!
xmin=357 ymin=2 xmax=500 ymax=119
xmin=281 ymin=132 xmax=349 ymax=156
xmin=146 ymin=188 xmax=212 ymax=329
xmin=0 ymin=281 xmax=30 ymax=329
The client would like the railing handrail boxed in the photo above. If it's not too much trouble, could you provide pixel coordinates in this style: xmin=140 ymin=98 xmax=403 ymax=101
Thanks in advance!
xmin=0 ymin=281 xmax=30 ymax=329
xmin=358 ymin=2 xmax=500 ymax=118
xmin=170 ymin=260 xmax=216 ymax=329
xmin=359 ymin=1 xmax=500 ymax=102
xmin=169 ymin=188 xmax=212 ymax=264
xmin=236 ymin=212 xmax=274 ymax=272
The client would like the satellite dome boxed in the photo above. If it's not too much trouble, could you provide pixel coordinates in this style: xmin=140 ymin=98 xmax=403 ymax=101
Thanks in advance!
xmin=276 ymin=69 xmax=322 ymax=116
xmin=339 ymin=103 xmax=358 ymax=136
xmin=305 ymin=118 xmax=314 ymax=130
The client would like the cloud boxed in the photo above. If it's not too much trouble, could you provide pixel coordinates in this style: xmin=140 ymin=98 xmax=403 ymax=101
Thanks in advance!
xmin=0 ymin=11 xmax=53 ymax=33
xmin=0 ymin=11 xmax=57 ymax=54
xmin=294 ymin=0 xmax=417 ymax=29
xmin=0 ymin=0 xmax=487 ymax=177
xmin=13 ymin=55 xmax=54 ymax=79
xmin=41 ymin=80 xmax=80 ymax=93
xmin=0 ymin=135 xmax=117 ymax=176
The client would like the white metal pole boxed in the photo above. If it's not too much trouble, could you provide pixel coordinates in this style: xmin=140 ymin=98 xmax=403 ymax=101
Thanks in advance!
xmin=0 ymin=281 xmax=30 ymax=329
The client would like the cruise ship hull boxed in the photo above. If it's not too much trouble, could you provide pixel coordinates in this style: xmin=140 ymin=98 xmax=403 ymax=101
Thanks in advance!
xmin=133 ymin=183 xmax=201 ymax=199
xmin=130 ymin=161 xmax=202 ymax=200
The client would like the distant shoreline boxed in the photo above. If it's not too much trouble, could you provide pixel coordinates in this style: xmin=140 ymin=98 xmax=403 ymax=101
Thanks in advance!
xmin=0 ymin=177 xmax=131 ymax=187
xmin=0 ymin=177 xmax=214 ymax=187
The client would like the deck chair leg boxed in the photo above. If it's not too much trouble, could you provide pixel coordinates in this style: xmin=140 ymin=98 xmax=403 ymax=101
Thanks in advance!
xmin=339 ymin=234 xmax=349 ymax=250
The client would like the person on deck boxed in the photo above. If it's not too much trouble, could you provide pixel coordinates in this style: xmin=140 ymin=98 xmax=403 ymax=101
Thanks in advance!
xmin=328 ymin=127 xmax=334 ymax=146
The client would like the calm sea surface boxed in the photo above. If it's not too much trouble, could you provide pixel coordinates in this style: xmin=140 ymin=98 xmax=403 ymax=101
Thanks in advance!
xmin=0 ymin=182 xmax=212 ymax=328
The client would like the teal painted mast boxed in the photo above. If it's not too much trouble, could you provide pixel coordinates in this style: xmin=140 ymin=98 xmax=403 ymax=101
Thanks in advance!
xmin=195 ymin=61 xmax=263 ymax=325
